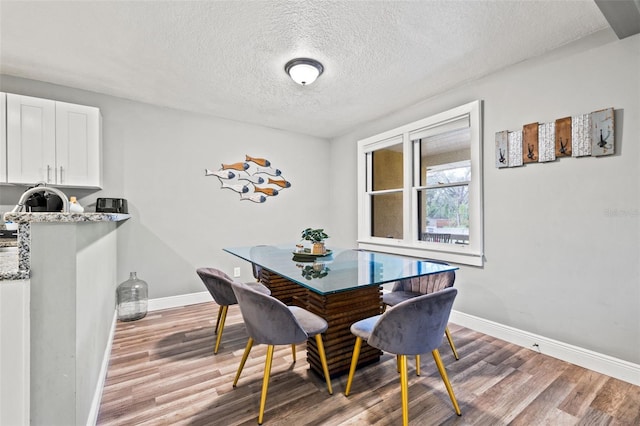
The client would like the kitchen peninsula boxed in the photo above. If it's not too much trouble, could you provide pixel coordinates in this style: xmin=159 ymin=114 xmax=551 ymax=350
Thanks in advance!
xmin=0 ymin=212 xmax=129 ymax=426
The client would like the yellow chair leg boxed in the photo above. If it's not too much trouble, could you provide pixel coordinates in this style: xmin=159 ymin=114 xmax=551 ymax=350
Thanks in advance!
xmin=215 ymin=306 xmax=223 ymax=333
xmin=445 ymin=326 xmax=459 ymax=360
xmin=258 ymin=345 xmax=275 ymax=425
xmin=315 ymin=334 xmax=333 ymax=394
xmin=432 ymin=349 xmax=461 ymax=416
xmin=214 ymin=305 xmax=228 ymax=354
xmin=415 ymin=354 xmax=421 ymax=376
xmin=344 ymin=337 xmax=362 ymax=396
xmin=399 ymin=354 xmax=409 ymax=426
xmin=291 ymin=344 xmax=296 ymax=362
xmin=233 ymin=337 xmax=253 ymax=387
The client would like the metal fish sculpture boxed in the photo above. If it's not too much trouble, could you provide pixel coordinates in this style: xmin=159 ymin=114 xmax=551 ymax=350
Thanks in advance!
xmin=235 ymin=171 xmax=265 ymax=184
xmin=221 ymin=182 xmax=249 ymax=193
xmin=268 ymin=178 xmax=291 ymax=188
xmin=254 ymin=187 xmax=278 ymax=196
xmin=245 ymin=155 xmax=271 ymax=167
xmin=240 ymin=193 xmax=267 ymax=203
xmin=221 ymin=162 xmax=249 ymax=171
xmin=205 ymin=169 xmax=236 ymax=179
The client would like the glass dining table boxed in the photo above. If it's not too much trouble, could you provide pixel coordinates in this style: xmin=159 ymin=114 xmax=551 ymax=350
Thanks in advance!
xmin=224 ymin=245 xmax=458 ymax=377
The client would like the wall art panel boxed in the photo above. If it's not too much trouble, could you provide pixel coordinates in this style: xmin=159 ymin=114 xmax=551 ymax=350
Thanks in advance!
xmin=555 ymin=116 xmax=572 ymax=157
xmin=571 ymin=113 xmax=592 ymax=157
xmin=538 ymin=121 xmax=556 ymax=163
xmin=495 ymin=130 xmax=509 ymax=168
xmin=522 ymin=122 xmax=539 ymax=164
xmin=508 ymin=130 xmax=523 ymax=167
xmin=591 ymin=107 xmax=614 ymax=156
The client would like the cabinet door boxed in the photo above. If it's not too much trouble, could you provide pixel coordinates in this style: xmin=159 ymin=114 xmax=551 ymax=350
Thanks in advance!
xmin=55 ymin=101 xmax=101 ymax=188
xmin=0 ymin=93 xmax=6 ymax=183
xmin=7 ymin=94 xmax=56 ymax=184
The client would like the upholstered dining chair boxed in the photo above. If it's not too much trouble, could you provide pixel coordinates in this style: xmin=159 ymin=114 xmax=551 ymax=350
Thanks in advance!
xmin=382 ymin=260 xmax=459 ymax=373
xmin=196 ymin=267 xmax=270 ymax=354
xmin=230 ymin=280 xmax=333 ymax=425
xmin=345 ymin=288 xmax=461 ymax=425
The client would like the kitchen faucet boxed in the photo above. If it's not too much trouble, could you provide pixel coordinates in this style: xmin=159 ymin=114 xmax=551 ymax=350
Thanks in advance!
xmin=10 ymin=183 xmax=70 ymax=213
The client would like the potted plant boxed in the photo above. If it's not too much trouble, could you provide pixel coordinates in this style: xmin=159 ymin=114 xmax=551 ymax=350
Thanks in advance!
xmin=301 ymin=228 xmax=329 ymax=255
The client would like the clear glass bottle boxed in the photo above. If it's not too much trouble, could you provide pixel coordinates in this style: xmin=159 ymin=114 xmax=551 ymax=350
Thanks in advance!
xmin=117 ymin=272 xmax=148 ymax=321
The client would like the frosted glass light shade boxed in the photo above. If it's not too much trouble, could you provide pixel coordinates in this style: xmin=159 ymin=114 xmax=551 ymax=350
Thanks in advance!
xmin=285 ymin=58 xmax=324 ymax=86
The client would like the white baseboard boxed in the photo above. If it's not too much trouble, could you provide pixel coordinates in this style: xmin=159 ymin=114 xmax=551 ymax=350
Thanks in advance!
xmin=86 ymin=310 xmax=117 ymax=426
xmin=450 ymin=310 xmax=640 ymax=386
xmin=148 ymin=291 xmax=211 ymax=312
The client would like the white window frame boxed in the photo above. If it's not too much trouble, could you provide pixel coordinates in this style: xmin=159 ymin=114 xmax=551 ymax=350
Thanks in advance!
xmin=357 ymin=100 xmax=483 ymax=266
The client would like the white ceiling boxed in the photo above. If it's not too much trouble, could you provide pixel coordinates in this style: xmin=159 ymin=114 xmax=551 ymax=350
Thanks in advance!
xmin=0 ymin=1 xmax=610 ymax=139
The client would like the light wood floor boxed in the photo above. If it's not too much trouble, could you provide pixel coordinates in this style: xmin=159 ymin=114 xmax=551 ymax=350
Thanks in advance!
xmin=97 ymin=301 xmax=640 ymax=425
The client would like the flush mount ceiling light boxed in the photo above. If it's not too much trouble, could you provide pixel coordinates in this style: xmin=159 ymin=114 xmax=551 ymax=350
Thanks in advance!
xmin=285 ymin=58 xmax=324 ymax=86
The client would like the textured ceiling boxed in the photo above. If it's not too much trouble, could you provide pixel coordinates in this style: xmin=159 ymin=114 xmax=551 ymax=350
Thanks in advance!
xmin=0 ymin=1 xmax=609 ymax=139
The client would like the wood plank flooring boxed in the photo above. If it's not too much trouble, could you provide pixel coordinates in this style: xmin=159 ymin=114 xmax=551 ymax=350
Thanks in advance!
xmin=97 ymin=302 xmax=640 ymax=425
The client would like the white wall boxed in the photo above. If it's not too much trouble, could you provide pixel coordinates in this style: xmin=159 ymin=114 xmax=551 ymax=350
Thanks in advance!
xmin=0 ymin=75 xmax=332 ymax=298
xmin=329 ymin=30 xmax=640 ymax=366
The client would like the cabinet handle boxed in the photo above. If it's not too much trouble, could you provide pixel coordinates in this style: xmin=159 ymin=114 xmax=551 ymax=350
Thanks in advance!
xmin=47 ymin=165 xmax=51 ymax=183
xmin=59 ymin=166 xmax=64 ymax=184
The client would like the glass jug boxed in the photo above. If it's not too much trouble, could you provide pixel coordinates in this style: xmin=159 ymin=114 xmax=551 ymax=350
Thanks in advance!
xmin=117 ymin=272 xmax=148 ymax=321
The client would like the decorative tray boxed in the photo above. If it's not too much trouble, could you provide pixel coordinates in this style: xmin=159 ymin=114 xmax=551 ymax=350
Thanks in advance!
xmin=292 ymin=249 xmax=332 ymax=261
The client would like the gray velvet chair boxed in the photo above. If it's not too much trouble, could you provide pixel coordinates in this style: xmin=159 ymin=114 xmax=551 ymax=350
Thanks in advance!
xmin=382 ymin=260 xmax=459 ymax=372
xmin=345 ymin=288 xmax=461 ymax=425
xmin=230 ymin=280 xmax=333 ymax=425
xmin=196 ymin=267 xmax=270 ymax=354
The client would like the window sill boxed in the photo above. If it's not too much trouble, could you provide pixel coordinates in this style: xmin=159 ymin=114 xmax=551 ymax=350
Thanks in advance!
xmin=357 ymin=240 xmax=483 ymax=267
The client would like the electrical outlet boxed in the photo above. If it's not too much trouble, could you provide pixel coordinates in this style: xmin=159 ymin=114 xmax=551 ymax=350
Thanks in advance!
xmin=233 ymin=267 xmax=241 ymax=278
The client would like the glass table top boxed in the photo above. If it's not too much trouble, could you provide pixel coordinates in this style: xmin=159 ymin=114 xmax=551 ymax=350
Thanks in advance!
xmin=224 ymin=245 xmax=458 ymax=295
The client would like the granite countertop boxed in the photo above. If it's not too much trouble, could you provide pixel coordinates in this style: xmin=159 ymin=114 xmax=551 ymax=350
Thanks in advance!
xmin=0 ymin=212 xmax=130 ymax=281
xmin=4 ymin=212 xmax=130 ymax=224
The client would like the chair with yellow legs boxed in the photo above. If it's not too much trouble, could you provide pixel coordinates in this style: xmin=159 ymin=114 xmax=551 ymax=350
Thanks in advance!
xmin=345 ymin=288 xmax=461 ymax=426
xmin=231 ymin=280 xmax=333 ymax=425
xmin=382 ymin=260 xmax=459 ymax=375
xmin=196 ymin=267 xmax=270 ymax=354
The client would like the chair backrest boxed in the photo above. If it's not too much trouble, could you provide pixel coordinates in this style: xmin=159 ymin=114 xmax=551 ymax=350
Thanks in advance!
xmin=196 ymin=267 xmax=238 ymax=306
xmin=391 ymin=260 xmax=456 ymax=294
xmin=368 ymin=287 xmax=457 ymax=355
xmin=230 ymin=281 xmax=309 ymax=345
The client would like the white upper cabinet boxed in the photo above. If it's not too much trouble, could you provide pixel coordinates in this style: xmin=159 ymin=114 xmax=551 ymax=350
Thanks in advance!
xmin=55 ymin=101 xmax=101 ymax=187
xmin=7 ymin=94 xmax=56 ymax=185
xmin=0 ymin=93 xmax=6 ymax=183
xmin=6 ymin=93 xmax=102 ymax=188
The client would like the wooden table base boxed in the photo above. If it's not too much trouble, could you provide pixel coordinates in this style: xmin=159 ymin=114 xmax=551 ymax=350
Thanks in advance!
xmin=260 ymin=269 xmax=383 ymax=377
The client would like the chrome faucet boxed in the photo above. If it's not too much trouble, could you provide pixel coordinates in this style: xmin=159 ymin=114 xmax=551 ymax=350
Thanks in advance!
xmin=11 ymin=183 xmax=70 ymax=213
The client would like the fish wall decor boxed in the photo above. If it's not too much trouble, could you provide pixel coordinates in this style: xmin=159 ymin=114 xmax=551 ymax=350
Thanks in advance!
xmin=205 ymin=154 xmax=292 ymax=203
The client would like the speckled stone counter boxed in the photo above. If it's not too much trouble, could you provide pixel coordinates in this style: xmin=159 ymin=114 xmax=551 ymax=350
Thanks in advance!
xmin=0 ymin=212 xmax=130 ymax=280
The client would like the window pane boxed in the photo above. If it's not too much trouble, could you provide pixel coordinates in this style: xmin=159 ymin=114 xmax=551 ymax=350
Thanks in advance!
xmin=418 ymin=186 xmax=469 ymax=244
xmin=372 ymin=143 xmax=403 ymax=191
xmin=425 ymin=161 xmax=471 ymax=186
xmin=419 ymin=127 xmax=471 ymax=186
xmin=371 ymin=192 xmax=403 ymax=239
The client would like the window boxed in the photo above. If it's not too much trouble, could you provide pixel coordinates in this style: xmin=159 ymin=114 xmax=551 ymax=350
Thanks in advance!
xmin=357 ymin=100 xmax=483 ymax=266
